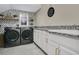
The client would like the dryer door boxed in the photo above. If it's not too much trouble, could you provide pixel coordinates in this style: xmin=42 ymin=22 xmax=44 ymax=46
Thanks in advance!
xmin=5 ymin=30 xmax=19 ymax=43
xmin=21 ymin=30 xmax=32 ymax=40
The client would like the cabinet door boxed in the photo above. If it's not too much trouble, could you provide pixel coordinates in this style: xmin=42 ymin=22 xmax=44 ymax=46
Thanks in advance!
xmin=34 ymin=30 xmax=49 ymax=53
xmin=59 ymin=36 xmax=79 ymax=54
xmin=45 ymin=33 xmax=59 ymax=55
xmin=34 ymin=30 xmax=37 ymax=43
xmin=37 ymin=30 xmax=42 ymax=47
xmin=34 ymin=30 xmax=39 ymax=44
xmin=34 ymin=30 xmax=42 ymax=47
xmin=47 ymin=40 xmax=59 ymax=55
xmin=37 ymin=30 xmax=47 ymax=50
xmin=40 ymin=31 xmax=49 ymax=52
xmin=59 ymin=46 xmax=78 ymax=55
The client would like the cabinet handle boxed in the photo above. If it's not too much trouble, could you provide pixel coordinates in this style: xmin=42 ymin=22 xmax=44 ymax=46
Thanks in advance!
xmin=55 ymin=48 xmax=59 ymax=55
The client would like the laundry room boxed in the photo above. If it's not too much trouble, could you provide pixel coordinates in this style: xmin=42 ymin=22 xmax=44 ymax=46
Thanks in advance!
xmin=0 ymin=4 xmax=79 ymax=55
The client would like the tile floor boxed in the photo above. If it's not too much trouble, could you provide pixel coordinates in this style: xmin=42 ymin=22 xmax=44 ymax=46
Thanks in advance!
xmin=0 ymin=43 xmax=44 ymax=55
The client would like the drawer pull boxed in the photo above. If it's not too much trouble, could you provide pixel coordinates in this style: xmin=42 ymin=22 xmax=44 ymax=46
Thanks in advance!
xmin=55 ymin=48 xmax=59 ymax=55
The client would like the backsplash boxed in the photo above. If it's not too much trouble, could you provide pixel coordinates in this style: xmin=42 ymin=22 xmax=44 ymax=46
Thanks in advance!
xmin=0 ymin=20 xmax=19 ymax=27
xmin=0 ymin=20 xmax=19 ymax=33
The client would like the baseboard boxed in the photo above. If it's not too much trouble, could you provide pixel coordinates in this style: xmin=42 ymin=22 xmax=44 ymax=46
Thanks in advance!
xmin=34 ymin=42 xmax=48 ymax=55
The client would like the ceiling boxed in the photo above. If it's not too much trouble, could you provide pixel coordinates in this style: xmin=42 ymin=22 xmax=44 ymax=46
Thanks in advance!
xmin=0 ymin=4 xmax=41 ymax=13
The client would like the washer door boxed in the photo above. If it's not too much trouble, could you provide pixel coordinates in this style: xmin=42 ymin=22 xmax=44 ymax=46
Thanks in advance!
xmin=22 ymin=30 xmax=32 ymax=40
xmin=5 ymin=30 xmax=19 ymax=43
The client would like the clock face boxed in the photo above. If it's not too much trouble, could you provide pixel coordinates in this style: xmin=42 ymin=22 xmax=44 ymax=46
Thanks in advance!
xmin=47 ymin=7 xmax=55 ymax=17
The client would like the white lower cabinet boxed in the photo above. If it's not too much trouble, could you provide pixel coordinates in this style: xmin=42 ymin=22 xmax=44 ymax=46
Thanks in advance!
xmin=34 ymin=30 xmax=40 ymax=45
xmin=46 ymin=33 xmax=60 ymax=55
xmin=34 ymin=29 xmax=79 ymax=55
xmin=34 ymin=30 xmax=60 ymax=55
xmin=59 ymin=46 xmax=78 ymax=55
xmin=60 ymin=36 xmax=79 ymax=54
xmin=38 ymin=30 xmax=48 ymax=52
xmin=34 ymin=29 xmax=46 ymax=49
xmin=47 ymin=40 xmax=59 ymax=55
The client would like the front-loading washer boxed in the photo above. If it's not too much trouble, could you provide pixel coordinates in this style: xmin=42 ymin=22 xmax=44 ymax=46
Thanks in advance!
xmin=4 ymin=27 xmax=21 ymax=48
xmin=21 ymin=27 xmax=33 ymax=45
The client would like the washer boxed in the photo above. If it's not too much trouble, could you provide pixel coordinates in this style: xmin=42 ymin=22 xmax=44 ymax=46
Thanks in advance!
xmin=21 ymin=27 xmax=33 ymax=45
xmin=4 ymin=27 xmax=20 ymax=48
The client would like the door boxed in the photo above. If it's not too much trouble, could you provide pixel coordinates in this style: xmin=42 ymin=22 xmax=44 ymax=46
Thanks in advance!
xmin=5 ymin=30 xmax=19 ymax=43
xmin=21 ymin=30 xmax=32 ymax=40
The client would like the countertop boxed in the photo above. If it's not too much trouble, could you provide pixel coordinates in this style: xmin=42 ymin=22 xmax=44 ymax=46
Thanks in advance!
xmin=34 ymin=26 xmax=79 ymax=40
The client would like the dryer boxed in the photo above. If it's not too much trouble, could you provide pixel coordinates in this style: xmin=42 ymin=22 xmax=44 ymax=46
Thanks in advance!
xmin=21 ymin=27 xmax=33 ymax=45
xmin=4 ymin=27 xmax=21 ymax=48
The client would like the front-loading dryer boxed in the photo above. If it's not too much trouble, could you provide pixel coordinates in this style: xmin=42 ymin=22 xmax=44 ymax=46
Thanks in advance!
xmin=21 ymin=27 xmax=33 ymax=45
xmin=4 ymin=27 xmax=21 ymax=48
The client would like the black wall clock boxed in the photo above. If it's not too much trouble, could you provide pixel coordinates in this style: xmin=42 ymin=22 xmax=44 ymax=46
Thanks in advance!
xmin=47 ymin=7 xmax=55 ymax=17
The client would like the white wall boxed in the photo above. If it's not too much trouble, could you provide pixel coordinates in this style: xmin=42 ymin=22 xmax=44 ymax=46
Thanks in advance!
xmin=35 ymin=4 xmax=79 ymax=26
